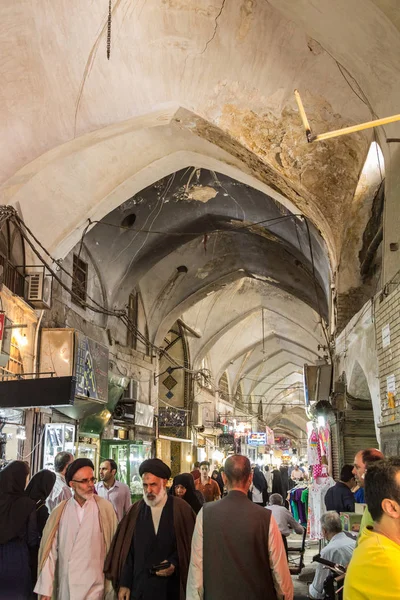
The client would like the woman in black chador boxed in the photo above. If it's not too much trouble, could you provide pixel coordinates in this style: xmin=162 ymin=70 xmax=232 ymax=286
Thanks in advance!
xmin=171 ymin=473 xmax=203 ymax=514
xmin=0 ymin=461 xmax=36 ymax=600
xmin=26 ymin=469 xmax=56 ymax=596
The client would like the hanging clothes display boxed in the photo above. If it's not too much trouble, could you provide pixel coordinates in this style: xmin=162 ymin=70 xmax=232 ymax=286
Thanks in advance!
xmin=289 ymin=484 xmax=308 ymax=526
xmin=307 ymin=423 xmax=319 ymax=466
xmin=306 ymin=421 xmax=332 ymax=478
xmin=308 ymin=477 xmax=335 ymax=540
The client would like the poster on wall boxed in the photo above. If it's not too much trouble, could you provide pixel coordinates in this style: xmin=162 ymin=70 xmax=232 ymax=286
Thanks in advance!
xmin=74 ymin=333 xmax=109 ymax=402
xmin=387 ymin=374 xmax=396 ymax=394
xmin=382 ymin=324 xmax=391 ymax=349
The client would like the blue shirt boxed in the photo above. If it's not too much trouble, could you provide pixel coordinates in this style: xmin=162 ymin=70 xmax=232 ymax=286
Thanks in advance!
xmin=354 ymin=487 xmax=364 ymax=503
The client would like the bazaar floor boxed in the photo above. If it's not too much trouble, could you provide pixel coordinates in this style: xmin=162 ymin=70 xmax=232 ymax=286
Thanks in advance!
xmin=288 ymin=533 xmax=320 ymax=598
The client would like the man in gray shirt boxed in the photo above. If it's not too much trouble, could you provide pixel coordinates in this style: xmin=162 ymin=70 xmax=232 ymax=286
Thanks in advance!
xmin=96 ymin=458 xmax=131 ymax=521
xmin=268 ymin=493 xmax=305 ymax=537
xmin=309 ymin=511 xmax=356 ymax=599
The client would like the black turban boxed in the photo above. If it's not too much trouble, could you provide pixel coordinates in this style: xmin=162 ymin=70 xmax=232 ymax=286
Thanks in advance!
xmin=139 ymin=458 xmax=171 ymax=480
xmin=65 ymin=458 xmax=94 ymax=485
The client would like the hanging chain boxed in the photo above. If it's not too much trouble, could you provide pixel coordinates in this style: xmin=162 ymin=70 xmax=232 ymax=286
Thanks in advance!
xmin=107 ymin=0 xmax=112 ymax=60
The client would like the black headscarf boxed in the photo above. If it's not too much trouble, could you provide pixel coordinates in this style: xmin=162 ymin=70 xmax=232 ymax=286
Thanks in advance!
xmin=0 ymin=460 xmax=35 ymax=544
xmin=271 ymin=468 xmax=284 ymax=496
xmin=252 ymin=466 xmax=267 ymax=492
xmin=279 ymin=465 xmax=290 ymax=497
xmin=171 ymin=473 xmax=202 ymax=514
xmin=26 ymin=469 xmax=56 ymax=505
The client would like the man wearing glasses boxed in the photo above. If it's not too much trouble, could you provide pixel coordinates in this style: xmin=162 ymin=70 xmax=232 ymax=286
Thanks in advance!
xmin=34 ymin=458 xmax=118 ymax=600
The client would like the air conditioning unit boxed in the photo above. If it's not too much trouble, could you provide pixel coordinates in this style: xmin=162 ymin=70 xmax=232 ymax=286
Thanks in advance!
xmin=123 ymin=379 xmax=139 ymax=402
xmin=26 ymin=270 xmax=53 ymax=309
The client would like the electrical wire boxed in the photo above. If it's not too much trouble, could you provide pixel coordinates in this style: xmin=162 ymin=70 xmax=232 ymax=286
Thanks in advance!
xmin=84 ymin=213 xmax=301 ymax=237
xmin=2 ymin=205 xmax=330 ymax=385
xmin=304 ymin=218 xmax=333 ymax=361
xmin=5 ymin=208 xmax=209 ymax=380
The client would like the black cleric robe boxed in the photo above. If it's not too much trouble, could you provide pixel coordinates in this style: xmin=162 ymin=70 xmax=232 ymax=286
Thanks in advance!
xmin=120 ymin=496 xmax=179 ymax=600
xmin=104 ymin=495 xmax=195 ymax=600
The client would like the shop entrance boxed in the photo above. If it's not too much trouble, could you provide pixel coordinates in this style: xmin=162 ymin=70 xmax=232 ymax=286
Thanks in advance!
xmin=100 ymin=439 xmax=152 ymax=502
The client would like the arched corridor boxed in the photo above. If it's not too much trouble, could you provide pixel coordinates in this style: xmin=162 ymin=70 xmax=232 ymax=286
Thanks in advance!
xmin=1 ymin=2 xmax=400 ymax=598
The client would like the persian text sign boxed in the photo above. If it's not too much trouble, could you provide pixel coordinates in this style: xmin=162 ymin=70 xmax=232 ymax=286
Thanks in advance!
xmin=248 ymin=432 xmax=267 ymax=446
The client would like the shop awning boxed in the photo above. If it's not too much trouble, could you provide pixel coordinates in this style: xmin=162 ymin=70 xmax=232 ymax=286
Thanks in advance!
xmin=0 ymin=376 xmax=76 ymax=409
xmin=0 ymin=376 xmax=110 ymax=420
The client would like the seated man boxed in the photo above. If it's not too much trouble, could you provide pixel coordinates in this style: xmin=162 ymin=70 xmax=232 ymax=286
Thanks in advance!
xmin=268 ymin=493 xmax=305 ymax=538
xmin=344 ymin=458 xmax=400 ymax=600
xmin=324 ymin=465 xmax=355 ymax=514
xmin=309 ymin=512 xmax=355 ymax=599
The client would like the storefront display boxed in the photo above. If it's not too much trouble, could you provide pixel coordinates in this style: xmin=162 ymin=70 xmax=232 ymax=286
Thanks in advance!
xmin=100 ymin=439 xmax=152 ymax=501
xmin=42 ymin=423 xmax=75 ymax=470
xmin=0 ymin=408 xmax=25 ymax=462
xmin=77 ymin=434 xmax=100 ymax=472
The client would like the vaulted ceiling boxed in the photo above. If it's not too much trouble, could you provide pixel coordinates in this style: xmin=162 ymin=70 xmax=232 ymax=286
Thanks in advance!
xmin=83 ymin=168 xmax=328 ymax=438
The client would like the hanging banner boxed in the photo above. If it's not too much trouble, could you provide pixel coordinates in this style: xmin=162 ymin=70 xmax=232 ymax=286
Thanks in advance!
xmin=248 ymin=432 xmax=267 ymax=446
xmin=265 ymin=426 xmax=275 ymax=445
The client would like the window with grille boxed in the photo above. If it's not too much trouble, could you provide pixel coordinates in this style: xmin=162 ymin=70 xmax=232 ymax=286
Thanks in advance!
xmin=127 ymin=293 xmax=138 ymax=348
xmin=218 ymin=372 xmax=230 ymax=401
xmin=235 ymin=383 xmax=244 ymax=407
xmin=71 ymin=254 xmax=88 ymax=308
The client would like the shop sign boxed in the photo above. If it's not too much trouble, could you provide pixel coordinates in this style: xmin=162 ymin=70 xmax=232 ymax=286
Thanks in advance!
xmin=274 ymin=436 xmax=292 ymax=450
xmin=247 ymin=432 xmax=267 ymax=446
xmin=75 ymin=333 xmax=108 ymax=402
xmin=159 ymin=406 xmax=187 ymax=428
xmin=135 ymin=401 xmax=154 ymax=428
xmin=218 ymin=433 xmax=235 ymax=449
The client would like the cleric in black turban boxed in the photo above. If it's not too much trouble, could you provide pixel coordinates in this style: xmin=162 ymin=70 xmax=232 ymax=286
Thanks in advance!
xmin=65 ymin=458 xmax=94 ymax=486
xmin=139 ymin=458 xmax=171 ymax=480
xmin=105 ymin=457 xmax=195 ymax=600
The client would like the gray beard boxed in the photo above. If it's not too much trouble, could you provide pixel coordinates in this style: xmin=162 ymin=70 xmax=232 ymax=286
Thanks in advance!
xmin=143 ymin=487 xmax=167 ymax=507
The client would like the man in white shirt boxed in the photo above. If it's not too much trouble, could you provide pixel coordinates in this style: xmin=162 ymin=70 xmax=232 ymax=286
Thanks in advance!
xmin=309 ymin=511 xmax=356 ymax=599
xmin=46 ymin=451 xmax=74 ymax=512
xmin=96 ymin=458 xmax=131 ymax=522
xmin=187 ymin=455 xmax=293 ymax=600
xmin=35 ymin=458 xmax=118 ymax=600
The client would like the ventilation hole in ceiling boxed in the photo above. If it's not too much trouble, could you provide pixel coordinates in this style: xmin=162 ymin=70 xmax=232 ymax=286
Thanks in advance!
xmin=177 ymin=265 xmax=188 ymax=273
xmin=121 ymin=213 xmax=137 ymax=228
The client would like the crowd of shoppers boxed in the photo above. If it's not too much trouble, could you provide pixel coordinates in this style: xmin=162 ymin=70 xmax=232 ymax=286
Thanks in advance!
xmin=2 ymin=448 xmax=400 ymax=599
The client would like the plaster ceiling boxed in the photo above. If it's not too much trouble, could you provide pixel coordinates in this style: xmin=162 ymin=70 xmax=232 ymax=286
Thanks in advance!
xmin=3 ymin=0 xmax=400 ymax=268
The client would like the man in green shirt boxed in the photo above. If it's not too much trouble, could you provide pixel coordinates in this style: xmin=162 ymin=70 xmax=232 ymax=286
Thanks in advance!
xmin=352 ymin=448 xmax=384 ymax=535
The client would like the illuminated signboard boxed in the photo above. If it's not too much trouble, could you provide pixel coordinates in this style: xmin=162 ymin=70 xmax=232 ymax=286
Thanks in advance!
xmin=247 ymin=432 xmax=267 ymax=446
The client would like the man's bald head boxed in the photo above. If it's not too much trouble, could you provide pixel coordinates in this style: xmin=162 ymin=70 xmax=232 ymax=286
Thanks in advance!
xmin=224 ymin=455 xmax=252 ymax=490
xmin=353 ymin=448 xmax=384 ymax=487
